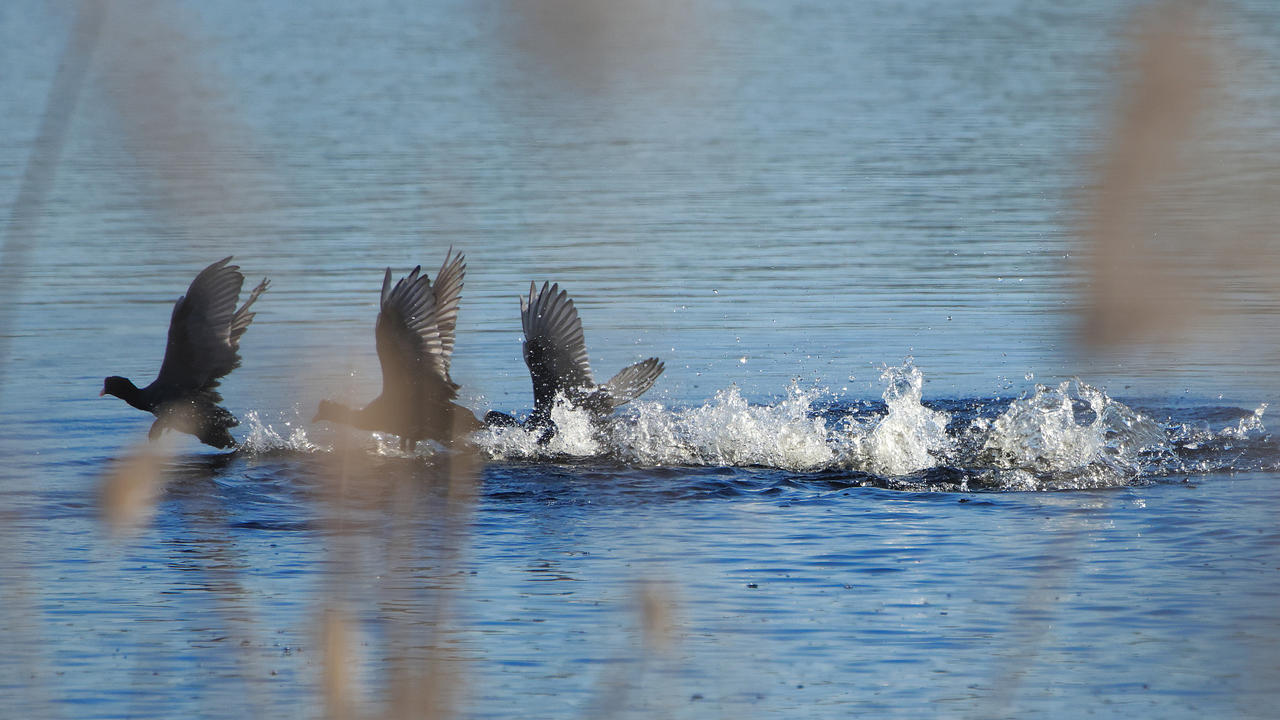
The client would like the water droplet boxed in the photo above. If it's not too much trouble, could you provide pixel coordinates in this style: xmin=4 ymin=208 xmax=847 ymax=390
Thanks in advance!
xmin=739 ymin=356 xmax=748 ymax=364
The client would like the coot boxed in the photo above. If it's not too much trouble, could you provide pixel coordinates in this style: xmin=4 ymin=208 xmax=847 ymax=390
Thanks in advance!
xmin=101 ymin=257 xmax=269 ymax=448
xmin=485 ymin=281 xmax=664 ymax=433
xmin=313 ymin=249 xmax=481 ymax=451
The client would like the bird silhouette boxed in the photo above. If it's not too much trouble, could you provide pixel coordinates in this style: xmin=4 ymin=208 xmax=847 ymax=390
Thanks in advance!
xmin=485 ymin=281 xmax=663 ymax=436
xmin=313 ymin=248 xmax=480 ymax=451
xmin=101 ymin=257 xmax=269 ymax=448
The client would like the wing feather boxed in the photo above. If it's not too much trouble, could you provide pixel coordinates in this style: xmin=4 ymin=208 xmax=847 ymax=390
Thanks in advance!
xmin=521 ymin=281 xmax=595 ymax=412
xmin=432 ymin=247 xmax=465 ymax=371
xmin=156 ymin=257 xmax=264 ymax=391
xmin=596 ymin=357 xmax=664 ymax=409
xmin=375 ymin=259 xmax=462 ymax=403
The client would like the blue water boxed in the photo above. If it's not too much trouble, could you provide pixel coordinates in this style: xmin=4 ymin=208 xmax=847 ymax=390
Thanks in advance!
xmin=3 ymin=0 xmax=1280 ymax=717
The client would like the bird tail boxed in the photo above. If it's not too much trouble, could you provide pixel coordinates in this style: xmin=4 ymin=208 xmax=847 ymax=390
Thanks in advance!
xmin=599 ymin=357 xmax=664 ymax=408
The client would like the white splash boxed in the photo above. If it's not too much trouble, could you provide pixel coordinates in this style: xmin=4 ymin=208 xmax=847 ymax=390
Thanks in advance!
xmin=474 ymin=383 xmax=835 ymax=470
xmin=613 ymin=383 xmax=836 ymax=470
xmin=975 ymin=380 xmax=1164 ymax=487
xmin=474 ymin=364 xmax=955 ymax=474
xmin=235 ymin=367 xmax=1267 ymax=491
xmin=840 ymin=361 xmax=952 ymax=475
xmin=239 ymin=410 xmax=322 ymax=453
xmin=473 ymin=399 xmax=603 ymax=460
xmin=1221 ymin=403 xmax=1268 ymax=440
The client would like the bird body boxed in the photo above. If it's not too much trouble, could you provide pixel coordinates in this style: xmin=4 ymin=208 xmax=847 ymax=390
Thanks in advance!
xmin=313 ymin=249 xmax=480 ymax=451
xmin=101 ymin=257 xmax=268 ymax=449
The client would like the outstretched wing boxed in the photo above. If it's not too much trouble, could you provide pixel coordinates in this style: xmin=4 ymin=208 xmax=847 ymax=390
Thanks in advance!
xmin=521 ymin=281 xmax=594 ymax=413
xmin=229 ymin=275 xmax=270 ymax=349
xmin=430 ymin=247 xmax=466 ymax=375
xmin=594 ymin=357 xmax=664 ymax=410
xmin=155 ymin=257 xmax=264 ymax=391
xmin=375 ymin=265 xmax=458 ymax=402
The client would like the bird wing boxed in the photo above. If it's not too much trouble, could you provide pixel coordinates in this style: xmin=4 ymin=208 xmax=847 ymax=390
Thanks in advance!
xmin=229 ymin=275 xmax=270 ymax=349
xmin=430 ymin=248 xmax=465 ymax=374
xmin=155 ymin=257 xmax=256 ymax=391
xmin=596 ymin=357 xmax=664 ymax=409
xmin=375 ymin=265 xmax=458 ymax=402
xmin=521 ymin=281 xmax=595 ymax=412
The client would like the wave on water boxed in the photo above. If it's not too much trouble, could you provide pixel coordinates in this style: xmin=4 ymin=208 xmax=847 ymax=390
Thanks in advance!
xmin=235 ymin=363 xmax=1275 ymax=491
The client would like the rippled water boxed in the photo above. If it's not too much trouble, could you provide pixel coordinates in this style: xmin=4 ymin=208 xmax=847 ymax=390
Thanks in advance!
xmin=3 ymin=0 xmax=1280 ymax=718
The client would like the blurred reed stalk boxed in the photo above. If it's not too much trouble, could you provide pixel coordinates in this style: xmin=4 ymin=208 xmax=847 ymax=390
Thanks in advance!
xmin=1081 ymin=2 xmax=1214 ymax=347
xmin=99 ymin=435 xmax=177 ymax=532
xmin=581 ymin=580 xmax=683 ymax=719
xmin=504 ymin=0 xmax=704 ymax=95
xmin=67 ymin=1 xmax=293 ymax=716
xmin=987 ymin=2 xmax=1219 ymax=715
xmin=0 ymin=4 xmax=103 ymax=716
xmin=91 ymin=0 xmax=275 ymax=244
xmin=1076 ymin=0 xmax=1279 ymax=702
xmin=1081 ymin=1 xmax=1280 ymax=352
xmin=89 ymin=0 xmax=282 ymax=536
xmin=0 ymin=0 xmax=103 ymax=404
xmin=316 ymin=398 xmax=484 ymax=720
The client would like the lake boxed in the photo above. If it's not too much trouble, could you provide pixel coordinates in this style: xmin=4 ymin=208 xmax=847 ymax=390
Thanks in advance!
xmin=2 ymin=0 xmax=1280 ymax=717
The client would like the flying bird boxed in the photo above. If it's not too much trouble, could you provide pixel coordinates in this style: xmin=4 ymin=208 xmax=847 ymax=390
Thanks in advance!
xmin=101 ymin=257 xmax=269 ymax=449
xmin=485 ymin=281 xmax=664 ymax=435
xmin=313 ymin=248 xmax=481 ymax=451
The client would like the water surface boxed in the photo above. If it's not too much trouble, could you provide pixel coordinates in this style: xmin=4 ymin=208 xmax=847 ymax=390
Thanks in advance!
xmin=3 ymin=1 xmax=1280 ymax=718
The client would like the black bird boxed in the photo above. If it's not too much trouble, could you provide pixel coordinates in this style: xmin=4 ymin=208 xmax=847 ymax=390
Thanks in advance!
xmin=313 ymin=249 xmax=481 ymax=451
xmin=101 ymin=257 xmax=269 ymax=449
xmin=485 ymin=281 xmax=664 ymax=432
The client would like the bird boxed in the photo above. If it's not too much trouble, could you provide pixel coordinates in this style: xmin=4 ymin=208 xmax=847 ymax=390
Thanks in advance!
xmin=312 ymin=248 xmax=481 ymax=452
xmin=484 ymin=281 xmax=664 ymax=434
xmin=101 ymin=257 xmax=269 ymax=449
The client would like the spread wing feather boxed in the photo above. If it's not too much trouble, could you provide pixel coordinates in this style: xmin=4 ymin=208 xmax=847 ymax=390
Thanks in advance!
xmin=596 ymin=357 xmax=665 ymax=409
xmin=521 ymin=281 xmax=594 ymax=412
xmin=431 ymin=248 xmax=465 ymax=372
xmin=375 ymin=259 xmax=463 ymax=402
xmin=156 ymin=257 xmax=265 ymax=391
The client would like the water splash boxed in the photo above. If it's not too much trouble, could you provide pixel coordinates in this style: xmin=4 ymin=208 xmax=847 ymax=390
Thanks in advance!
xmin=238 ymin=370 xmax=1277 ymax=492
xmin=1221 ymin=403 xmax=1268 ymax=440
xmin=474 ymin=399 xmax=603 ymax=460
xmin=971 ymin=380 xmax=1166 ymax=489
xmin=613 ymin=383 xmax=835 ymax=470
xmin=840 ymin=362 xmax=952 ymax=476
xmin=240 ymin=410 xmax=322 ymax=454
